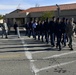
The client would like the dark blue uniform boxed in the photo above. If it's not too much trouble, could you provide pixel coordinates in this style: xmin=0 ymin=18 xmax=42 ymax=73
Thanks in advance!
xmin=44 ymin=20 xmax=49 ymax=43
xmin=36 ymin=21 xmax=41 ymax=40
xmin=49 ymin=20 xmax=55 ymax=46
xmin=55 ymin=18 xmax=62 ymax=50
xmin=61 ymin=18 xmax=67 ymax=46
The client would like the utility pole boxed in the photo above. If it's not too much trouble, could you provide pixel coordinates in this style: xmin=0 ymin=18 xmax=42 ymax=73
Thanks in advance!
xmin=56 ymin=4 xmax=60 ymax=17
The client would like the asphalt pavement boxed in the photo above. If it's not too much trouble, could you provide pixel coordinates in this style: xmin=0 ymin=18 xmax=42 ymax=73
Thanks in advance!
xmin=0 ymin=28 xmax=76 ymax=75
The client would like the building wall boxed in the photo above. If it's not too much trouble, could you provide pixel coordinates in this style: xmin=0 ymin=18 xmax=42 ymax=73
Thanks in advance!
xmin=30 ymin=9 xmax=76 ymax=21
xmin=5 ymin=13 xmax=26 ymax=18
xmin=29 ymin=11 xmax=57 ymax=21
xmin=5 ymin=9 xmax=76 ymax=26
xmin=30 ymin=12 xmax=44 ymax=17
xmin=0 ymin=19 xmax=3 ymax=23
xmin=60 ymin=9 xmax=76 ymax=21
xmin=4 ymin=10 xmax=28 ymax=26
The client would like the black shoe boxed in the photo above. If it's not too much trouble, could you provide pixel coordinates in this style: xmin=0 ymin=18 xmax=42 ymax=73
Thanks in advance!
xmin=56 ymin=45 xmax=58 ymax=48
xmin=46 ymin=40 xmax=48 ymax=44
xmin=38 ymin=39 xmax=40 ymax=40
xmin=18 ymin=37 xmax=20 ymax=38
xmin=64 ymin=44 xmax=66 ymax=47
xmin=58 ymin=48 xmax=61 ymax=51
xmin=58 ymin=49 xmax=61 ymax=51
xmin=70 ymin=48 xmax=73 ymax=51
xmin=5 ymin=37 xmax=8 ymax=38
xmin=68 ymin=44 xmax=71 ymax=48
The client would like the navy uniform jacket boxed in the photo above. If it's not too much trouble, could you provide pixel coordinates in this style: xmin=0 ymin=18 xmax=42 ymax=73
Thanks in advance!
xmin=36 ymin=23 xmax=41 ymax=32
xmin=44 ymin=21 xmax=49 ymax=32
xmin=49 ymin=21 xmax=55 ymax=33
xmin=14 ymin=23 xmax=18 ymax=30
xmin=41 ymin=23 xmax=45 ymax=33
xmin=61 ymin=22 xmax=66 ymax=33
xmin=55 ymin=22 xmax=62 ymax=35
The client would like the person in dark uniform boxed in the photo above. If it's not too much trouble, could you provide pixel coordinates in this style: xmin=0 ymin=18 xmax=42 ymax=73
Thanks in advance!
xmin=29 ymin=21 xmax=33 ymax=37
xmin=55 ymin=18 xmax=62 ymax=51
xmin=41 ymin=21 xmax=45 ymax=42
xmin=49 ymin=16 xmax=56 ymax=47
xmin=14 ymin=22 xmax=18 ymax=35
xmin=61 ymin=18 xmax=67 ymax=46
xmin=32 ymin=20 xmax=38 ymax=39
xmin=36 ymin=20 xmax=41 ymax=40
xmin=44 ymin=18 xmax=49 ymax=44
xmin=25 ymin=22 xmax=29 ymax=36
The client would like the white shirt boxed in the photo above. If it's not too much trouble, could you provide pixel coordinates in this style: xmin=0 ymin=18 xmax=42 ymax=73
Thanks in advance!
xmin=32 ymin=22 xmax=37 ymax=28
xmin=4 ymin=22 xmax=8 ymax=31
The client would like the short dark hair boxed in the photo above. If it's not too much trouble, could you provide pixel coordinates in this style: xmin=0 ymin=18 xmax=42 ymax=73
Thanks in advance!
xmin=52 ymin=16 xmax=55 ymax=20
xmin=62 ymin=17 xmax=65 ymax=21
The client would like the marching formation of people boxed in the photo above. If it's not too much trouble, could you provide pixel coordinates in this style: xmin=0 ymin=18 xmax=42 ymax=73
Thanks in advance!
xmin=25 ymin=17 xmax=76 ymax=51
xmin=1 ymin=16 xmax=76 ymax=51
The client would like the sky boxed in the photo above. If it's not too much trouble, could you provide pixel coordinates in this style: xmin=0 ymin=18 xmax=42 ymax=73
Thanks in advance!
xmin=0 ymin=0 xmax=76 ymax=15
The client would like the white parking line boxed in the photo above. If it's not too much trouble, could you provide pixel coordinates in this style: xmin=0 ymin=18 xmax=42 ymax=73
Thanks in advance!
xmin=31 ymin=42 xmax=76 ymax=54
xmin=20 ymin=38 xmax=39 ymax=75
xmin=36 ymin=60 xmax=76 ymax=73
xmin=42 ymin=42 xmax=76 ymax=59
xmin=19 ymin=36 xmax=76 ymax=74
xmin=43 ymin=51 xmax=76 ymax=59
xmin=32 ymin=51 xmax=47 ymax=54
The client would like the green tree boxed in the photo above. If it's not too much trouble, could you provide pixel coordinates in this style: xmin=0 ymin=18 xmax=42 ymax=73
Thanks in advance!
xmin=0 ymin=15 xmax=3 ymax=20
xmin=40 ymin=11 xmax=54 ymax=21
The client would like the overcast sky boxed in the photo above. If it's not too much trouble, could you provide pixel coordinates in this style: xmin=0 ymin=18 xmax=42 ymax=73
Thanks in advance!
xmin=0 ymin=0 xmax=76 ymax=15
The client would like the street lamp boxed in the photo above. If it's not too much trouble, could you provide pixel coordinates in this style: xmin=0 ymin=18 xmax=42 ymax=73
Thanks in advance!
xmin=56 ymin=4 xmax=60 ymax=17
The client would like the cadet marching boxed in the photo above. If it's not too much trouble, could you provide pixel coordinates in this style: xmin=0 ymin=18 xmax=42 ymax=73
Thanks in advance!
xmin=25 ymin=17 xmax=76 ymax=51
xmin=1 ymin=17 xmax=76 ymax=51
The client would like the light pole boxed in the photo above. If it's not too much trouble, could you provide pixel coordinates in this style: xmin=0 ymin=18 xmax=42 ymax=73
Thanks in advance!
xmin=56 ymin=4 xmax=60 ymax=17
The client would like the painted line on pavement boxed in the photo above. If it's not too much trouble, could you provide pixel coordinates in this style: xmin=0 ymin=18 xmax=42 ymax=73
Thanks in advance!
xmin=43 ymin=42 xmax=76 ymax=59
xmin=36 ymin=60 xmax=76 ymax=73
xmin=32 ymin=51 xmax=47 ymax=54
xmin=20 ymin=38 xmax=39 ymax=75
xmin=31 ymin=42 xmax=76 ymax=54
xmin=43 ymin=51 xmax=76 ymax=59
xmin=19 ymin=35 xmax=76 ymax=74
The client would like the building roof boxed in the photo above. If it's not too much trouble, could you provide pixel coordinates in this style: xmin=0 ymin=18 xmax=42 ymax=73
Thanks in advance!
xmin=20 ymin=3 xmax=76 ymax=13
xmin=9 ymin=9 xmax=24 ymax=14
